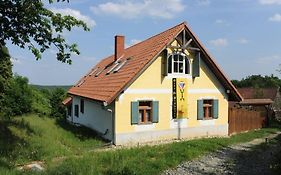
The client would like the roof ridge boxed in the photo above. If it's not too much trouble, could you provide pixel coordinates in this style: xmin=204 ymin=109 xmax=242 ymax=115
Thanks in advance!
xmin=125 ymin=21 xmax=186 ymax=50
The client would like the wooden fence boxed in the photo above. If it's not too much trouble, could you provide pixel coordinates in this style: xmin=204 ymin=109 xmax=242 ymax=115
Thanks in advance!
xmin=228 ymin=107 xmax=266 ymax=135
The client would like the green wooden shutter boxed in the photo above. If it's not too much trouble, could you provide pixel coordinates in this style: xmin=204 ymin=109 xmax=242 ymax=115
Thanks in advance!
xmin=131 ymin=101 xmax=139 ymax=124
xmin=152 ymin=101 xmax=159 ymax=123
xmin=163 ymin=49 xmax=168 ymax=76
xmin=192 ymin=52 xmax=200 ymax=77
xmin=213 ymin=99 xmax=219 ymax=119
xmin=197 ymin=100 xmax=204 ymax=120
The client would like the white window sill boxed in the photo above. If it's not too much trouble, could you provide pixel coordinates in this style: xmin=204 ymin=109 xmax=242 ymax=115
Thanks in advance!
xmin=166 ymin=74 xmax=192 ymax=79
xmin=199 ymin=119 xmax=216 ymax=126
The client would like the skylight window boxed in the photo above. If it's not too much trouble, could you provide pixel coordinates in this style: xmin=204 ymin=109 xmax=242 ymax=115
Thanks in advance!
xmin=113 ymin=60 xmax=127 ymax=73
xmin=77 ymin=80 xmax=85 ymax=87
xmin=89 ymin=68 xmax=98 ymax=76
xmin=106 ymin=62 xmax=120 ymax=75
xmin=95 ymin=69 xmax=103 ymax=77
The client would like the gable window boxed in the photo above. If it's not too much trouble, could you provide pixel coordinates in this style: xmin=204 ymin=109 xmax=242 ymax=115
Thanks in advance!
xmin=131 ymin=101 xmax=159 ymax=124
xmin=168 ymin=53 xmax=190 ymax=75
xmin=197 ymin=99 xmax=218 ymax=120
xmin=80 ymin=99 xmax=84 ymax=114
xmin=74 ymin=105 xmax=79 ymax=117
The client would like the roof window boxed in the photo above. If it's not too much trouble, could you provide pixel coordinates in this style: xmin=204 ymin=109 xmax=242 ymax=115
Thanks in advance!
xmin=113 ymin=60 xmax=127 ymax=73
xmin=89 ymin=68 xmax=98 ymax=76
xmin=106 ymin=62 xmax=120 ymax=75
xmin=77 ymin=80 xmax=85 ymax=87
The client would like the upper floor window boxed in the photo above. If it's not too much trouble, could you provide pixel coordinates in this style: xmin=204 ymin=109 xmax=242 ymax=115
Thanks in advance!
xmin=168 ymin=53 xmax=190 ymax=75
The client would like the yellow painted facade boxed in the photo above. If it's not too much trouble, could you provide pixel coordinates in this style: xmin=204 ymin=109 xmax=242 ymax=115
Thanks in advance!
xmin=114 ymin=39 xmax=229 ymax=135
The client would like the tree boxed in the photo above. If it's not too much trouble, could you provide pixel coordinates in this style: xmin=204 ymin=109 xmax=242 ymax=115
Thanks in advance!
xmin=2 ymin=75 xmax=33 ymax=117
xmin=0 ymin=0 xmax=89 ymax=64
xmin=50 ymin=88 xmax=66 ymax=117
xmin=231 ymin=75 xmax=281 ymax=89
xmin=0 ymin=45 xmax=12 ymax=116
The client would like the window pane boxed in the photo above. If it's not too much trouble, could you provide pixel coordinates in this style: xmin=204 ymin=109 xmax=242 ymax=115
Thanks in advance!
xmin=179 ymin=62 xmax=184 ymax=73
xmin=179 ymin=55 xmax=183 ymax=61
xmin=139 ymin=110 xmax=144 ymax=122
xmin=146 ymin=110 xmax=151 ymax=122
xmin=174 ymin=61 xmax=178 ymax=73
xmin=174 ymin=54 xmax=178 ymax=61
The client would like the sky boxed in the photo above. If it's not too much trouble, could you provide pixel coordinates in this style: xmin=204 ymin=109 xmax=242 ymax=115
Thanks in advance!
xmin=8 ymin=0 xmax=281 ymax=85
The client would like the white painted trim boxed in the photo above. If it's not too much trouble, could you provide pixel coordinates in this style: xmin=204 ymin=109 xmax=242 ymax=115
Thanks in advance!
xmin=125 ymin=89 xmax=172 ymax=94
xmin=125 ymin=88 xmax=223 ymax=95
xmin=134 ymin=123 xmax=156 ymax=132
xmin=199 ymin=119 xmax=216 ymax=126
xmin=188 ymin=89 xmax=221 ymax=94
xmin=166 ymin=74 xmax=193 ymax=79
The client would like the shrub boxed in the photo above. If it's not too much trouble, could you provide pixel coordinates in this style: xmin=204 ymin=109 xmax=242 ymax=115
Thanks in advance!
xmin=50 ymin=88 xmax=66 ymax=118
xmin=2 ymin=75 xmax=32 ymax=117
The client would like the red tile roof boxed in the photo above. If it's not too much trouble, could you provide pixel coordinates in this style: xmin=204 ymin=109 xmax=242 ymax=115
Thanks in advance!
xmin=62 ymin=97 xmax=72 ymax=106
xmin=238 ymin=87 xmax=278 ymax=100
xmin=68 ymin=22 xmax=242 ymax=104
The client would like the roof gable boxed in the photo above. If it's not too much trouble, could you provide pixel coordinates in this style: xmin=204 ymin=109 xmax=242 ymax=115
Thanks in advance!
xmin=68 ymin=22 xmax=242 ymax=104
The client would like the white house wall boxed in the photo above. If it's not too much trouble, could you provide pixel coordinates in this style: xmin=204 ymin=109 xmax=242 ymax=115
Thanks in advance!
xmin=71 ymin=96 xmax=113 ymax=141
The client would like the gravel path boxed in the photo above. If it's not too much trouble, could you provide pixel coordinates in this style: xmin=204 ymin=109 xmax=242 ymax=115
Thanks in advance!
xmin=163 ymin=132 xmax=281 ymax=175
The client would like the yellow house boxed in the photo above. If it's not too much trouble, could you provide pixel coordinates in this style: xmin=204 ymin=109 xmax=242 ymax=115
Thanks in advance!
xmin=64 ymin=22 xmax=242 ymax=145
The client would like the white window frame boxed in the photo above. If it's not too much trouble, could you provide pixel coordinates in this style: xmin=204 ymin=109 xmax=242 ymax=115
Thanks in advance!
xmin=167 ymin=52 xmax=191 ymax=77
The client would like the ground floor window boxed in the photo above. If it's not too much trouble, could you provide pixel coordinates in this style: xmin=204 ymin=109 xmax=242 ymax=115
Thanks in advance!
xmin=131 ymin=101 xmax=159 ymax=124
xmin=139 ymin=101 xmax=152 ymax=124
xmin=67 ymin=105 xmax=72 ymax=116
xmin=197 ymin=99 xmax=218 ymax=120
xmin=203 ymin=100 xmax=213 ymax=119
xmin=74 ymin=105 xmax=79 ymax=117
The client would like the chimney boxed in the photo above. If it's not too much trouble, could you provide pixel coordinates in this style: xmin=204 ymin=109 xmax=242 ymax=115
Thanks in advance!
xmin=115 ymin=35 xmax=124 ymax=61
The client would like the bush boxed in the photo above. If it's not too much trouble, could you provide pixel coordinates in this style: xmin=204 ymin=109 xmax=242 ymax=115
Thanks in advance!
xmin=2 ymin=75 xmax=32 ymax=117
xmin=50 ymin=88 xmax=66 ymax=118
xmin=31 ymin=87 xmax=51 ymax=115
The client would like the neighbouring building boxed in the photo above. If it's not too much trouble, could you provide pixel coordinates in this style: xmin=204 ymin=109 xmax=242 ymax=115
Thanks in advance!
xmin=63 ymin=22 xmax=242 ymax=145
xmin=236 ymin=87 xmax=280 ymax=122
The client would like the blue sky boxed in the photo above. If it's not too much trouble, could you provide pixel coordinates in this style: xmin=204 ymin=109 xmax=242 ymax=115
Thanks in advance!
xmin=8 ymin=0 xmax=281 ymax=85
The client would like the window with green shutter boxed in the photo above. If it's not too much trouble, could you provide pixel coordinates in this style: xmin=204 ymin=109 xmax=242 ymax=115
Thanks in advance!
xmin=197 ymin=100 xmax=204 ymax=120
xmin=197 ymin=99 xmax=219 ymax=120
xmin=131 ymin=100 xmax=159 ymax=125
xmin=152 ymin=101 xmax=159 ymax=123
xmin=212 ymin=99 xmax=219 ymax=119
xmin=131 ymin=101 xmax=139 ymax=124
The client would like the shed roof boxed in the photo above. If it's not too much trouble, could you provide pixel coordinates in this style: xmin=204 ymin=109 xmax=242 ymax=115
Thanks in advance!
xmin=237 ymin=87 xmax=278 ymax=101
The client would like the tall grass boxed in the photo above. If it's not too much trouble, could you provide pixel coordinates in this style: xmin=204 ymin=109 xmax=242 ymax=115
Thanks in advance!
xmin=46 ymin=127 xmax=280 ymax=175
xmin=0 ymin=114 xmax=280 ymax=175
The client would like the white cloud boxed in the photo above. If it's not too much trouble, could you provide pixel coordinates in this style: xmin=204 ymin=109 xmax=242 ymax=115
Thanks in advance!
xmin=91 ymin=0 xmax=185 ymax=19
xmin=215 ymin=19 xmax=224 ymax=24
xmin=237 ymin=38 xmax=249 ymax=44
xmin=209 ymin=38 xmax=228 ymax=47
xmin=125 ymin=39 xmax=142 ymax=48
xmin=256 ymin=55 xmax=281 ymax=64
xmin=196 ymin=0 xmax=210 ymax=6
xmin=11 ymin=57 xmax=21 ymax=65
xmin=130 ymin=39 xmax=142 ymax=45
xmin=259 ymin=0 xmax=281 ymax=5
xmin=269 ymin=13 xmax=281 ymax=22
xmin=50 ymin=8 xmax=96 ymax=27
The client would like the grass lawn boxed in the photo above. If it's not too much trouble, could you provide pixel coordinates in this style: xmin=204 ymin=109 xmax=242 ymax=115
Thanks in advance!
xmin=0 ymin=114 xmax=280 ymax=175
